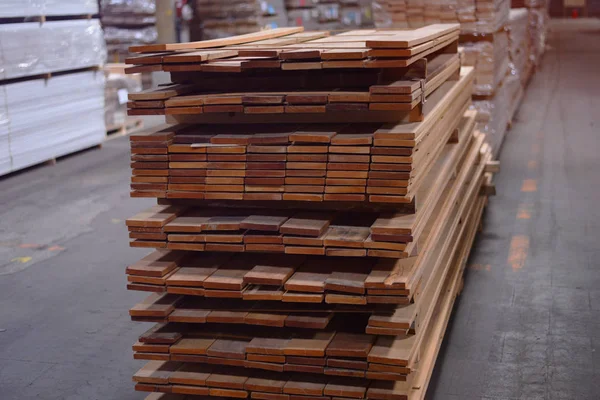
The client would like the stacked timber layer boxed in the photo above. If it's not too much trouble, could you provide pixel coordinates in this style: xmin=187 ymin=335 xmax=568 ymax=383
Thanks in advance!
xmin=123 ymin=26 xmax=498 ymax=400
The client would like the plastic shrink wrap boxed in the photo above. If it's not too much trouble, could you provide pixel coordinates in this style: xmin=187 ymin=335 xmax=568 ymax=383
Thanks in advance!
xmin=0 ymin=71 xmax=106 ymax=176
xmin=508 ymin=8 xmax=532 ymax=85
xmin=0 ymin=19 xmax=106 ymax=80
xmin=459 ymin=32 xmax=509 ymax=96
xmin=105 ymin=67 xmax=143 ymax=129
xmin=196 ymin=1 xmax=287 ymax=39
xmin=0 ymin=0 xmax=98 ymax=18
xmin=528 ymin=7 xmax=549 ymax=65
xmin=100 ymin=0 xmax=157 ymax=62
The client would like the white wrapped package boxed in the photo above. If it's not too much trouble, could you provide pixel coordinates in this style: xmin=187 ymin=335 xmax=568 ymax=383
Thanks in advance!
xmin=460 ymin=31 xmax=510 ymax=95
xmin=508 ymin=8 xmax=530 ymax=84
xmin=0 ymin=19 xmax=106 ymax=80
xmin=471 ymin=72 xmax=521 ymax=157
xmin=0 ymin=71 xmax=106 ymax=175
xmin=472 ymin=94 xmax=508 ymax=157
xmin=0 ymin=0 xmax=98 ymax=18
xmin=528 ymin=7 xmax=549 ymax=65
xmin=504 ymin=70 xmax=523 ymax=123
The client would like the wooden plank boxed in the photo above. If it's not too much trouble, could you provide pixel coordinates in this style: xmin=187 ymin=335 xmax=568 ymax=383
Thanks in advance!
xmin=166 ymin=253 xmax=231 ymax=287
xmin=243 ymin=254 xmax=305 ymax=285
xmin=323 ymin=226 xmax=370 ymax=249
xmin=324 ymin=268 xmax=369 ymax=295
xmin=241 ymin=215 xmax=289 ymax=232
xmin=366 ymin=24 xmax=459 ymax=48
xmin=326 ymin=333 xmax=375 ymax=358
xmin=133 ymin=361 xmax=180 ymax=384
xmin=127 ymin=205 xmax=183 ymax=228
xmin=280 ymin=213 xmax=332 ymax=237
xmin=283 ymin=376 xmax=327 ymax=396
xmin=207 ymin=338 xmax=250 ymax=359
xmin=126 ymin=250 xmax=187 ymax=277
xmin=202 ymin=257 xmax=254 ymax=290
xmin=284 ymin=331 xmax=335 ymax=357
xmin=130 ymin=27 xmax=305 ymax=53
xmin=130 ymin=293 xmax=182 ymax=317
xmin=171 ymin=337 xmax=216 ymax=355
xmin=284 ymin=262 xmax=332 ymax=293
xmin=247 ymin=337 xmax=291 ymax=355
xmin=169 ymin=363 xmax=212 ymax=386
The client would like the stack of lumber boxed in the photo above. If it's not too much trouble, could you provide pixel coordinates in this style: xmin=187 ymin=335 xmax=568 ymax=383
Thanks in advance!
xmin=373 ymin=0 xmax=508 ymax=33
xmin=509 ymin=0 xmax=550 ymax=64
xmin=459 ymin=29 xmax=509 ymax=96
xmin=123 ymin=26 xmax=497 ymax=400
xmin=0 ymin=10 xmax=106 ymax=176
xmin=125 ymin=26 xmax=460 ymax=117
xmin=193 ymin=0 xmax=288 ymax=40
xmin=372 ymin=0 xmax=535 ymax=158
xmin=285 ymin=0 xmax=339 ymax=30
xmin=125 ymin=26 xmax=465 ymax=203
xmin=286 ymin=0 xmax=373 ymax=30
xmin=100 ymin=0 xmax=157 ymax=63
xmin=465 ymin=7 xmax=532 ymax=157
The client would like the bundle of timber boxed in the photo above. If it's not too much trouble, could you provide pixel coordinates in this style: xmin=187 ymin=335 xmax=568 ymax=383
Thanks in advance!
xmin=510 ymin=0 xmax=549 ymax=66
xmin=459 ymin=30 xmax=509 ymax=96
xmin=193 ymin=0 xmax=288 ymax=40
xmin=463 ymin=8 xmax=528 ymax=158
xmin=375 ymin=1 xmax=512 ymax=98
xmin=285 ymin=0 xmax=373 ymax=30
xmin=123 ymin=26 xmax=497 ymax=400
xmin=100 ymin=0 xmax=157 ymax=63
xmin=125 ymin=26 xmax=469 ymax=203
xmin=373 ymin=0 xmax=508 ymax=34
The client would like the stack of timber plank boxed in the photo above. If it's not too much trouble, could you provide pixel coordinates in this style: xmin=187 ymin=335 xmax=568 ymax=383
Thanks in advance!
xmin=372 ymin=0 xmax=539 ymax=159
xmin=100 ymin=0 xmax=157 ymax=63
xmin=373 ymin=0 xmax=509 ymax=33
xmin=464 ymin=7 xmax=533 ymax=157
xmin=123 ymin=25 xmax=497 ymax=400
xmin=192 ymin=0 xmax=288 ymax=41
xmin=285 ymin=0 xmax=373 ymax=30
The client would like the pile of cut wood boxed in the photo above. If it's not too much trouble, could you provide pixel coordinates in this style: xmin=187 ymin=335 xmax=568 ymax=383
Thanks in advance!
xmin=124 ymin=25 xmax=497 ymax=400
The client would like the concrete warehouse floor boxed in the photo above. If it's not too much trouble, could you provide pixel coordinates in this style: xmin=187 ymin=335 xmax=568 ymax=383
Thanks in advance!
xmin=0 ymin=19 xmax=599 ymax=400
